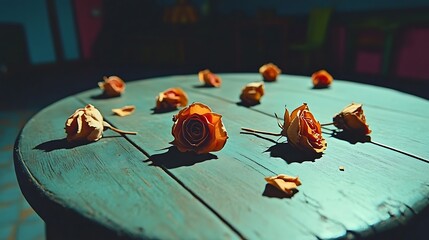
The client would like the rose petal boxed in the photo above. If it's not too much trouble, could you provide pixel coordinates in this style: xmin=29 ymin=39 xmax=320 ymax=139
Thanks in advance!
xmin=84 ymin=114 xmax=103 ymax=141
xmin=202 ymin=113 xmax=228 ymax=152
xmin=112 ymin=105 xmax=136 ymax=117
xmin=265 ymin=174 xmax=301 ymax=196
xmin=286 ymin=116 xmax=300 ymax=149
xmin=188 ymin=102 xmax=213 ymax=115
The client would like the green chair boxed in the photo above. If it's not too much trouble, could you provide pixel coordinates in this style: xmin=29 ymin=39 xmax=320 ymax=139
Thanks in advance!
xmin=287 ymin=8 xmax=333 ymax=72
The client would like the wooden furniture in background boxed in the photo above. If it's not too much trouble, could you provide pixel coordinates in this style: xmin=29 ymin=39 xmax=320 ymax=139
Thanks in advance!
xmin=287 ymin=8 xmax=333 ymax=73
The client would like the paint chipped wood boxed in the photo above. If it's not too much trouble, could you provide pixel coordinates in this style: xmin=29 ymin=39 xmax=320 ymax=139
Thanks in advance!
xmin=15 ymin=74 xmax=429 ymax=239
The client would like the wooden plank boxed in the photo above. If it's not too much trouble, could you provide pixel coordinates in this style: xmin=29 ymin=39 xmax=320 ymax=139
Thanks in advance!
xmin=85 ymin=73 xmax=429 ymax=159
xmin=75 ymin=74 xmax=429 ymax=239
xmin=77 ymin=77 xmax=322 ymax=239
xmin=175 ymin=73 xmax=429 ymax=159
xmin=14 ymin=97 xmax=239 ymax=239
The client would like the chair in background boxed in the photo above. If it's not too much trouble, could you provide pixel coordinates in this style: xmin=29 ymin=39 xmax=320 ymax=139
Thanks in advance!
xmin=0 ymin=23 xmax=29 ymax=68
xmin=287 ymin=8 xmax=332 ymax=73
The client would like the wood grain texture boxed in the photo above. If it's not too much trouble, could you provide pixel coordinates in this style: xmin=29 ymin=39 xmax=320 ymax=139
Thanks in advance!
xmin=14 ymin=97 xmax=238 ymax=239
xmin=15 ymin=74 xmax=429 ymax=239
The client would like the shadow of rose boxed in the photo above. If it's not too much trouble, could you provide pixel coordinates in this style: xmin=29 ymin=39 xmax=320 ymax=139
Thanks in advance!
xmin=311 ymin=85 xmax=331 ymax=90
xmin=90 ymin=93 xmax=121 ymax=99
xmin=193 ymin=84 xmax=216 ymax=88
xmin=330 ymin=129 xmax=371 ymax=144
xmin=265 ymin=142 xmax=323 ymax=164
xmin=150 ymin=107 xmax=178 ymax=115
xmin=239 ymin=132 xmax=278 ymax=144
xmin=146 ymin=146 xmax=218 ymax=169
xmin=34 ymin=135 xmax=122 ymax=152
xmin=34 ymin=138 xmax=90 ymax=152
xmin=262 ymin=183 xmax=297 ymax=199
xmin=236 ymin=101 xmax=260 ymax=108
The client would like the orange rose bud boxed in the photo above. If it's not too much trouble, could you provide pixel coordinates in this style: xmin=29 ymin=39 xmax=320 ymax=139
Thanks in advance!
xmin=282 ymin=103 xmax=327 ymax=154
xmin=198 ymin=69 xmax=222 ymax=87
xmin=172 ymin=102 xmax=228 ymax=154
xmin=333 ymin=103 xmax=371 ymax=135
xmin=311 ymin=70 xmax=333 ymax=88
xmin=98 ymin=76 xmax=125 ymax=97
xmin=265 ymin=174 xmax=302 ymax=197
xmin=156 ymin=88 xmax=188 ymax=111
xmin=259 ymin=63 xmax=281 ymax=82
xmin=65 ymin=104 xmax=104 ymax=142
xmin=239 ymin=82 xmax=265 ymax=106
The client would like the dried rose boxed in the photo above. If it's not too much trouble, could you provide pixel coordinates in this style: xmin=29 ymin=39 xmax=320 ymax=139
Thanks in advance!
xmin=98 ymin=76 xmax=126 ymax=97
xmin=333 ymin=103 xmax=371 ymax=135
xmin=172 ymin=102 xmax=228 ymax=154
xmin=241 ymin=103 xmax=327 ymax=154
xmin=283 ymin=103 xmax=327 ymax=154
xmin=312 ymin=69 xmax=333 ymax=88
xmin=265 ymin=174 xmax=302 ymax=197
xmin=65 ymin=104 xmax=104 ymax=142
xmin=198 ymin=69 xmax=222 ymax=87
xmin=239 ymin=82 xmax=264 ymax=106
xmin=259 ymin=63 xmax=281 ymax=82
xmin=65 ymin=104 xmax=137 ymax=143
xmin=155 ymin=88 xmax=188 ymax=111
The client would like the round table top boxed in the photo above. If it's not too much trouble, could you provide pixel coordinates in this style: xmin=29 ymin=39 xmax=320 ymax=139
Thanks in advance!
xmin=14 ymin=73 xmax=429 ymax=239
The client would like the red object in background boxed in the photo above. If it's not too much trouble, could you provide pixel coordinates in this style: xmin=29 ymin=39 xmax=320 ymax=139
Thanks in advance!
xmin=395 ymin=27 xmax=429 ymax=81
xmin=355 ymin=51 xmax=382 ymax=75
xmin=74 ymin=0 xmax=103 ymax=59
xmin=353 ymin=29 xmax=384 ymax=75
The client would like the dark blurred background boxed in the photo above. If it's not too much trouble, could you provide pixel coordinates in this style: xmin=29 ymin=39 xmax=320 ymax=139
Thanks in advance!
xmin=1 ymin=1 xmax=429 ymax=239
xmin=1 ymin=0 xmax=429 ymax=109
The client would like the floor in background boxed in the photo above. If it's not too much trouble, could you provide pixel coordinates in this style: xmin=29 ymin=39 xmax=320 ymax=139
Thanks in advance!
xmin=0 ymin=110 xmax=45 ymax=240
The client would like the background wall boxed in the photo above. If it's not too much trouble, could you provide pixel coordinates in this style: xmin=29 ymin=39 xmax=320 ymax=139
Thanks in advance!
xmin=1 ymin=0 xmax=429 ymax=90
xmin=2 ymin=0 xmax=429 ymax=65
xmin=0 ymin=0 xmax=56 ymax=64
xmin=0 ymin=0 xmax=79 ymax=64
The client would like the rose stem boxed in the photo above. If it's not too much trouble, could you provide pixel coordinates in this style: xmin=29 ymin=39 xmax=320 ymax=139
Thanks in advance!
xmin=103 ymin=122 xmax=137 ymax=135
xmin=320 ymin=122 xmax=334 ymax=126
xmin=241 ymin=127 xmax=282 ymax=136
xmin=370 ymin=140 xmax=429 ymax=164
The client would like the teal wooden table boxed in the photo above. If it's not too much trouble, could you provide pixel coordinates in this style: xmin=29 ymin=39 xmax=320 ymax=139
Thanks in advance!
xmin=14 ymin=73 xmax=429 ymax=239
